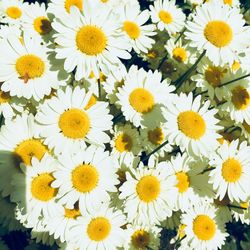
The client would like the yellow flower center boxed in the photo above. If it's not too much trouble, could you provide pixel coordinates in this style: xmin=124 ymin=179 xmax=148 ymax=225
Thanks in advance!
xmin=115 ymin=133 xmax=133 ymax=152
xmin=64 ymin=207 xmax=81 ymax=219
xmin=178 ymin=224 xmax=187 ymax=239
xmin=148 ymin=127 xmax=164 ymax=145
xmin=240 ymin=202 xmax=248 ymax=209
xmin=71 ymin=164 xmax=99 ymax=192
xmin=176 ymin=172 xmax=190 ymax=193
xmin=193 ymin=215 xmax=216 ymax=240
xmin=84 ymin=95 xmax=97 ymax=110
xmin=232 ymin=61 xmax=240 ymax=71
xmin=101 ymin=0 xmax=109 ymax=3
xmin=76 ymin=25 xmax=107 ymax=55
xmin=87 ymin=217 xmax=111 ymax=241
xmin=243 ymin=121 xmax=250 ymax=133
xmin=6 ymin=6 xmax=22 ymax=19
xmin=31 ymin=173 xmax=58 ymax=201
xmin=131 ymin=230 xmax=150 ymax=248
xmin=222 ymin=158 xmax=242 ymax=183
xmin=177 ymin=111 xmax=206 ymax=139
xmin=123 ymin=21 xmax=140 ymax=39
xmin=147 ymin=50 xmax=158 ymax=59
xmin=33 ymin=16 xmax=52 ymax=35
xmin=158 ymin=10 xmax=173 ymax=24
xmin=136 ymin=175 xmax=160 ymax=203
xmin=204 ymin=21 xmax=233 ymax=48
xmin=129 ymin=88 xmax=155 ymax=114
xmin=58 ymin=108 xmax=90 ymax=139
xmin=14 ymin=139 xmax=48 ymax=166
xmin=15 ymin=55 xmax=45 ymax=82
xmin=224 ymin=0 xmax=232 ymax=6
xmin=231 ymin=86 xmax=250 ymax=110
xmin=205 ymin=66 xmax=227 ymax=87
xmin=0 ymin=91 xmax=11 ymax=104
xmin=173 ymin=47 xmax=187 ymax=63
xmin=64 ymin=0 xmax=83 ymax=13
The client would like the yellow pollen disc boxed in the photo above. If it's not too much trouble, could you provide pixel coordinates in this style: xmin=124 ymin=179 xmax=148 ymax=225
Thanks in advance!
xmin=147 ymin=50 xmax=158 ymax=59
xmin=240 ymin=202 xmax=248 ymax=209
xmin=87 ymin=217 xmax=111 ymax=241
xmin=193 ymin=215 xmax=216 ymax=241
xmin=101 ymin=0 xmax=109 ymax=3
xmin=131 ymin=230 xmax=150 ymax=248
xmin=115 ymin=133 xmax=133 ymax=153
xmin=148 ymin=127 xmax=164 ymax=145
xmin=178 ymin=224 xmax=187 ymax=239
xmin=15 ymin=55 xmax=45 ymax=81
xmin=176 ymin=172 xmax=190 ymax=193
xmin=129 ymin=88 xmax=155 ymax=114
xmin=6 ymin=6 xmax=22 ymax=19
xmin=231 ymin=86 xmax=250 ymax=110
xmin=33 ymin=16 xmax=52 ymax=35
xmin=243 ymin=121 xmax=250 ymax=133
xmin=123 ymin=21 xmax=141 ymax=39
xmin=64 ymin=0 xmax=83 ymax=13
xmin=232 ymin=61 xmax=240 ymax=71
xmin=84 ymin=95 xmax=97 ymax=110
xmin=224 ymin=0 xmax=232 ymax=6
xmin=76 ymin=25 xmax=107 ymax=55
xmin=14 ymin=139 xmax=48 ymax=166
xmin=0 ymin=90 xmax=11 ymax=104
xmin=59 ymin=108 xmax=90 ymax=139
xmin=31 ymin=173 xmax=58 ymax=201
xmin=204 ymin=21 xmax=233 ymax=48
xmin=64 ymin=207 xmax=81 ymax=219
xmin=71 ymin=164 xmax=99 ymax=193
xmin=177 ymin=111 xmax=206 ymax=139
xmin=205 ymin=66 xmax=226 ymax=87
xmin=222 ymin=158 xmax=242 ymax=183
xmin=136 ymin=175 xmax=160 ymax=203
xmin=173 ymin=47 xmax=187 ymax=63
xmin=158 ymin=10 xmax=173 ymax=24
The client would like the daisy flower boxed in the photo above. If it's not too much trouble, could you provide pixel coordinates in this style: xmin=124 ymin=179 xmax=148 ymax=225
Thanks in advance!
xmin=209 ymin=140 xmax=250 ymax=202
xmin=11 ymin=154 xmax=61 ymax=228
xmin=0 ymin=25 xmax=21 ymax=41
xmin=110 ymin=124 xmax=141 ymax=166
xmin=0 ymin=33 xmax=66 ymax=101
xmin=69 ymin=206 xmax=126 ymax=250
xmin=150 ymin=0 xmax=186 ymax=34
xmin=123 ymin=224 xmax=160 ymax=250
xmin=0 ymin=0 xmax=27 ymax=25
xmin=117 ymin=65 xmax=175 ymax=128
xmin=0 ymin=114 xmax=47 ymax=197
xmin=185 ymin=1 xmax=249 ymax=66
xmin=119 ymin=160 xmax=178 ymax=226
xmin=118 ymin=3 xmax=156 ymax=53
xmin=21 ymin=2 xmax=52 ymax=38
xmin=52 ymin=2 xmax=131 ymax=80
xmin=35 ymin=86 xmax=113 ymax=155
xmin=181 ymin=203 xmax=228 ymax=250
xmin=162 ymin=93 xmax=221 ymax=157
xmin=51 ymin=146 xmax=119 ymax=213
xmin=140 ymin=123 xmax=172 ymax=158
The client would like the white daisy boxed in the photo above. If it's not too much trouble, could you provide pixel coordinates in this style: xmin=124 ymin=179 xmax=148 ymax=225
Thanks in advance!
xmin=150 ymin=0 xmax=186 ymax=34
xmin=181 ymin=203 xmax=228 ymax=250
xmin=117 ymin=65 xmax=175 ymax=128
xmin=11 ymin=154 xmax=61 ymax=228
xmin=209 ymin=140 xmax=250 ymax=202
xmin=21 ymin=2 xmax=52 ymax=38
xmin=0 ymin=114 xmax=48 ymax=197
xmin=118 ymin=3 xmax=156 ymax=53
xmin=110 ymin=124 xmax=141 ymax=166
xmin=69 ymin=206 xmax=126 ymax=250
xmin=0 ymin=25 xmax=21 ymax=41
xmin=0 ymin=33 xmax=66 ymax=101
xmin=35 ymin=86 xmax=113 ymax=155
xmin=185 ymin=1 xmax=249 ymax=66
xmin=119 ymin=159 xmax=178 ymax=226
xmin=51 ymin=146 xmax=119 ymax=214
xmin=162 ymin=92 xmax=221 ymax=157
xmin=52 ymin=2 xmax=131 ymax=80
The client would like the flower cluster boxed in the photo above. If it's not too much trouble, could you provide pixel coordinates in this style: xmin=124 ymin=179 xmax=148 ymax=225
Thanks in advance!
xmin=0 ymin=0 xmax=250 ymax=249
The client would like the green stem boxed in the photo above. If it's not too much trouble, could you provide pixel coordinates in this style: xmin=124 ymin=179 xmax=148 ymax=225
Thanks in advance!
xmin=175 ymin=51 xmax=206 ymax=90
xmin=199 ymin=167 xmax=216 ymax=175
xmin=112 ymin=112 xmax=123 ymax=124
xmin=98 ymin=79 xmax=101 ymax=99
xmin=219 ymin=73 xmax=250 ymax=88
xmin=227 ymin=204 xmax=247 ymax=210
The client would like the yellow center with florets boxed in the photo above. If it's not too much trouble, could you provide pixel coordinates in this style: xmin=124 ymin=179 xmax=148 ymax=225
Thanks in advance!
xmin=131 ymin=229 xmax=150 ymax=248
xmin=222 ymin=158 xmax=242 ymax=182
xmin=158 ymin=10 xmax=173 ymax=24
xmin=193 ymin=215 xmax=216 ymax=240
xmin=123 ymin=21 xmax=141 ymax=39
xmin=6 ymin=6 xmax=22 ymax=19
xmin=115 ymin=133 xmax=133 ymax=152
xmin=64 ymin=0 xmax=83 ymax=13
xmin=33 ymin=16 xmax=52 ymax=35
xmin=231 ymin=86 xmax=250 ymax=110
